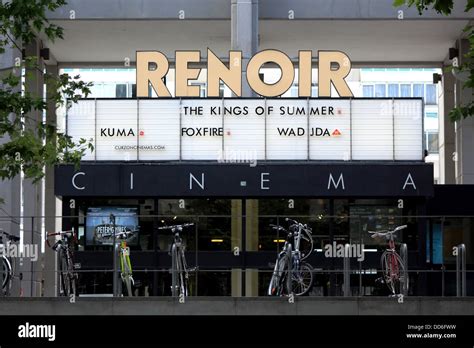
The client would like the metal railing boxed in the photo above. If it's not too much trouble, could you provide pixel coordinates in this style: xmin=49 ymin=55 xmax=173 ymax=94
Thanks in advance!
xmin=456 ymin=243 xmax=466 ymax=297
xmin=0 ymin=214 xmax=473 ymax=298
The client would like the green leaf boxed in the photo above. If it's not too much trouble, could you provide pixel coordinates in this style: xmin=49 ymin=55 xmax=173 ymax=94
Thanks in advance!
xmin=466 ymin=0 xmax=474 ymax=12
xmin=393 ymin=0 xmax=406 ymax=6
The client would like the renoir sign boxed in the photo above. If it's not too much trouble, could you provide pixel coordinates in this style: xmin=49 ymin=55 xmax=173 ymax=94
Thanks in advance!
xmin=67 ymin=98 xmax=423 ymax=161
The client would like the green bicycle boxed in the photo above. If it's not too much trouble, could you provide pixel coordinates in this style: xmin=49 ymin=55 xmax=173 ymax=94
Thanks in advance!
xmin=117 ymin=231 xmax=134 ymax=296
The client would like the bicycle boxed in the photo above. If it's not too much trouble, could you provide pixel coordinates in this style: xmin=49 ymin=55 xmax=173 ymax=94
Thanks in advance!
xmin=268 ymin=218 xmax=314 ymax=296
xmin=369 ymin=224 xmax=409 ymax=296
xmin=1 ymin=229 xmax=21 ymax=296
xmin=116 ymin=230 xmax=135 ymax=296
xmin=46 ymin=230 xmax=77 ymax=296
xmin=157 ymin=223 xmax=195 ymax=297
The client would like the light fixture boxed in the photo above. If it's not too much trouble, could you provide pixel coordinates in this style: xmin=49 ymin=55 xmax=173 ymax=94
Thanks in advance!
xmin=432 ymin=73 xmax=442 ymax=84
xmin=211 ymin=239 xmax=223 ymax=243
xmin=449 ymin=47 xmax=458 ymax=60
xmin=40 ymin=48 xmax=50 ymax=60
xmin=273 ymin=239 xmax=286 ymax=243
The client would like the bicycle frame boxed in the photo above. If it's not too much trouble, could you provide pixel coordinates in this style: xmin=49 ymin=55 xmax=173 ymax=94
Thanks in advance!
xmin=369 ymin=225 xmax=407 ymax=295
xmin=47 ymin=230 xmax=77 ymax=296
xmin=119 ymin=240 xmax=134 ymax=296
xmin=158 ymin=223 xmax=194 ymax=297
xmin=268 ymin=219 xmax=314 ymax=296
xmin=386 ymin=235 xmax=400 ymax=281
xmin=1 ymin=231 xmax=21 ymax=296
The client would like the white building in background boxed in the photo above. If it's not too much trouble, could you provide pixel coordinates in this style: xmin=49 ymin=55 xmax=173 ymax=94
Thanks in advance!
xmin=358 ymin=68 xmax=440 ymax=183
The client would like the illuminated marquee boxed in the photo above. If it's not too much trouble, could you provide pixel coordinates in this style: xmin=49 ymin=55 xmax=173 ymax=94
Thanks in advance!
xmin=67 ymin=98 xmax=423 ymax=162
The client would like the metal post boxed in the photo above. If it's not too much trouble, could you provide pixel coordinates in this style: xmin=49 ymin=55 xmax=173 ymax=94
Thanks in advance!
xmin=456 ymin=244 xmax=466 ymax=297
xmin=111 ymin=214 xmax=118 ymax=297
xmin=171 ymin=243 xmax=177 ymax=297
xmin=400 ymin=243 xmax=408 ymax=296
xmin=462 ymin=244 xmax=466 ymax=297
xmin=343 ymin=244 xmax=350 ymax=296
xmin=0 ymin=234 xmax=4 ymax=297
xmin=456 ymin=244 xmax=460 ymax=297
xmin=441 ymin=265 xmax=445 ymax=297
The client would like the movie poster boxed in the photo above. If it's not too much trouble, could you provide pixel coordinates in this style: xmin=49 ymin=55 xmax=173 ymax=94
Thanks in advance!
xmin=86 ymin=207 xmax=139 ymax=245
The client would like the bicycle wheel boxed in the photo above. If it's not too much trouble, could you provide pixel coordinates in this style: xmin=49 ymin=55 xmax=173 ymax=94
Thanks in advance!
xmin=176 ymin=249 xmax=188 ymax=297
xmin=2 ymin=256 xmax=12 ymax=290
xmin=299 ymin=229 xmax=314 ymax=260
xmin=268 ymin=255 xmax=286 ymax=296
xmin=291 ymin=262 xmax=314 ymax=296
xmin=381 ymin=251 xmax=406 ymax=295
xmin=267 ymin=244 xmax=291 ymax=296
xmin=58 ymin=248 xmax=76 ymax=296
xmin=121 ymin=261 xmax=133 ymax=297
xmin=284 ymin=244 xmax=292 ymax=295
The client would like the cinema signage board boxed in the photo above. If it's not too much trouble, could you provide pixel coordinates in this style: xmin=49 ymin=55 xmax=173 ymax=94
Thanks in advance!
xmin=67 ymin=98 xmax=423 ymax=161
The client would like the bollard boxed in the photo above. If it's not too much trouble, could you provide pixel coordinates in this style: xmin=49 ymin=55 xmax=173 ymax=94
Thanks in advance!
xmin=343 ymin=244 xmax=350 ymax=296
xmin=400 ymin=243 xmax=408 ymax=296
xmin=456 ymin=244 xmax=466 ymax=297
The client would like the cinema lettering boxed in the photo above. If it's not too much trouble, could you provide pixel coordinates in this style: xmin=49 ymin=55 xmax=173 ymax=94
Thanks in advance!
xmin=136 ymin=49 xmax=353 ymax=98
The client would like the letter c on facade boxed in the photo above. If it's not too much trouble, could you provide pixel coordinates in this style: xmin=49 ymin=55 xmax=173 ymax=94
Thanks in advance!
xmin=72 ymin=172 xmax=86 ymax=190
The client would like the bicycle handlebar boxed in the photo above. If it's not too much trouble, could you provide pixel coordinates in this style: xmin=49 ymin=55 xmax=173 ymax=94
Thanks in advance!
xmin=368 ymin=225 xmax=407 ymax=237
xmin=269 ymin=224 xmax=287 ymax=231
xmin=47 ymin=230 xmax=74 ymax=238
xmin=46 ymin=230 xmax=75 ymax=248
xmin=0 ymin=229 xmax=20 ymax=242
xmin=115 ymin=230 xmax=135 ymax=240
xmin=284 ymin=218 xmax=312 ymax=234
xmin=368 ymin=225 xmax=407 ymax=234
xmin=157 ymin=223 xmax=194 ymax=230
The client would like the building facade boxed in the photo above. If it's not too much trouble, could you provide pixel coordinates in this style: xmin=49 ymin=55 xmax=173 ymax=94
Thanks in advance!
xmin=0 ymin=0 xmax=473 ymax=298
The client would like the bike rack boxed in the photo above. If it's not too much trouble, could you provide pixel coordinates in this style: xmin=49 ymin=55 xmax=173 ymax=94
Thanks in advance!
xmin=400 ymin=243 xmax=408 ymax=296
xmin=171 ymin=244 xmax=177 ymax=297
xmin=456 ymin=243 xmax=466 ymax=297
xmin=0 ymin=246 xmax=3 ymax=297
xmin=111 ymin=214 xmax=119 ymax=297
xmin=343 ymin=244 xmax=350 ymax=297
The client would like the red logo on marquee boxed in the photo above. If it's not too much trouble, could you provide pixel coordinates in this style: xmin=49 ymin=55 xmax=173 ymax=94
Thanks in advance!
xmin=332 ymin=129 xmax=342 ymax=136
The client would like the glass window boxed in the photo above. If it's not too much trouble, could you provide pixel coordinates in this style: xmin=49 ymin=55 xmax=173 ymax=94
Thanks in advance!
xmin=115 ymin=84 xmax=127 ymax=98
xmin=400 ymin=84 xmax=411 ymax=97
xmin=362 ymin=85 xmax=374 ymax=97
xmin=256 ymin=199 xmax=330 ymax=251
xmin=157 ymin=199 xmax=232 ymax=252
xmin=375 ymin=84 xmax=386 ymax=98
xmin=426 ymin=132 xmax=439 ymax=154
xmin=290 ymin=85 xmax=298 ymax=97
xmin=387 ymin=84 xmax=399 ymax=97
xmin=413 ymin=84 xmax=424 ymax=98
xmin=426 ymin=112 xmax=438 ymax=118
xmin=426 ymin=84 xmax=437 ymax=104
xmin=311 ymin=85 xmax=318 ymax=97
xmin=219 ymin=83 xmax=225 ymax=98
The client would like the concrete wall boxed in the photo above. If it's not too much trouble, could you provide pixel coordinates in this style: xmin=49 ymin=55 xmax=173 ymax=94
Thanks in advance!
xmin=46 ymin=0 xmax=472 ymax=20
xmin=0 ymin=297 xmax=473 ymax=315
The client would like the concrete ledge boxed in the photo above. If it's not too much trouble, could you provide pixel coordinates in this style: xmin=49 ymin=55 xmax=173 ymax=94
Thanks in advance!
xmin=1 ymin=297 xmax=474 ymax=315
